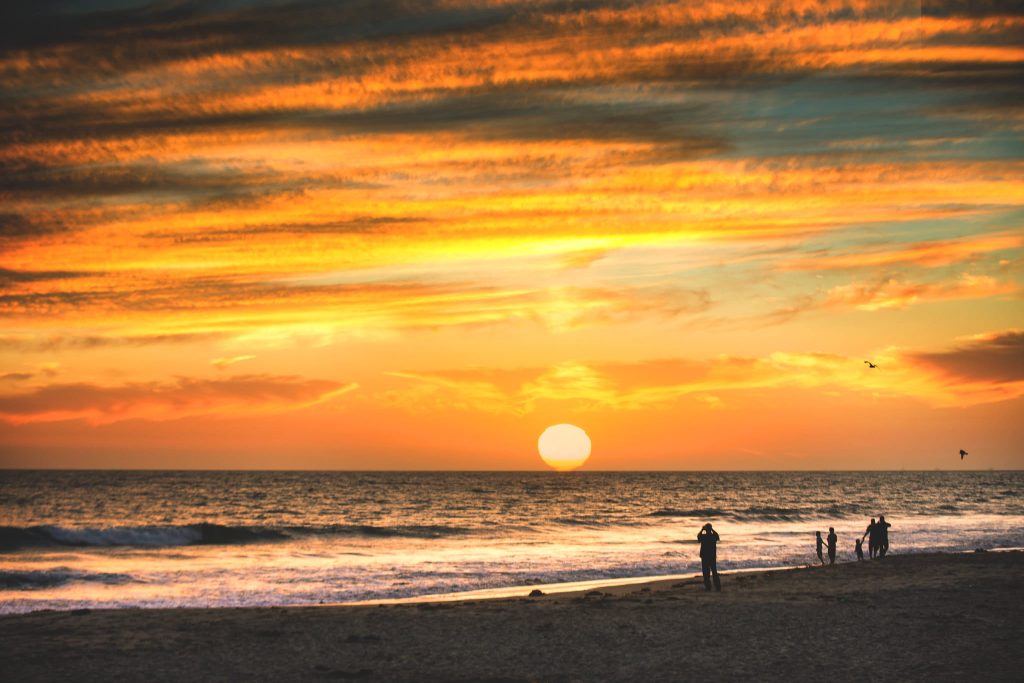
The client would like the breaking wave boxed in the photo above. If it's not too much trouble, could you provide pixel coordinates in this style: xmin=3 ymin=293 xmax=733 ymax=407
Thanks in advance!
xmin=0 ymin=567 xmax=134 ymax=589
xmin=0 ymin=523 xmax=471 ymax=552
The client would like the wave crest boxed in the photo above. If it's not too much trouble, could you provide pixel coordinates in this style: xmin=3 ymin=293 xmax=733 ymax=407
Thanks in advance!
xmin=0 ymin=567 xmax=133 ymax=589
xmin=647 ymin=508 xmax=726 ymax=518
xmin=0 ymin=522 xmax=470 ymax=552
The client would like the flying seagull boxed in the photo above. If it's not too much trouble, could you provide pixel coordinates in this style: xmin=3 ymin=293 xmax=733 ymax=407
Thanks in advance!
xmin=960 ymin=449 xmax=968 ymax=460
xmin=864 ymin=361 xmax=878 ymax=368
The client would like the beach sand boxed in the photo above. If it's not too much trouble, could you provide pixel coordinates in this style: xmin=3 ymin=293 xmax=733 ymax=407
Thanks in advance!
xmin=2 ymin=551 xmax=1021 ymax=681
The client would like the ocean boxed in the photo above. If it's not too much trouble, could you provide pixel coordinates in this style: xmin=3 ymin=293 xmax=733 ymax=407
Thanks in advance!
xmin=1 ymin=470 xmax=1021 ymax=614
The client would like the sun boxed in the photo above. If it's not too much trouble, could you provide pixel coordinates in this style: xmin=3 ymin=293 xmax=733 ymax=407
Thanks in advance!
xmin=538 ymin=424 xmax=592 ymax=471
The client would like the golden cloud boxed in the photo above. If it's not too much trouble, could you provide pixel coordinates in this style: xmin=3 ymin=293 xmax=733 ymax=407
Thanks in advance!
xmin=0 ymin=375 xmax=358 ymax=425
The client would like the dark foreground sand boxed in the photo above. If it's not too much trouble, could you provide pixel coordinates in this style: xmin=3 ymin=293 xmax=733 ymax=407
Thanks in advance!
xmin=2 ymin=552 xmax=1022 ymax=682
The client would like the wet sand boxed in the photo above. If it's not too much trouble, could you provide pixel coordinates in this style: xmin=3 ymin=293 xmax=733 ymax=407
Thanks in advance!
xmin=2 ymin=551 xmax=1021 ymax=681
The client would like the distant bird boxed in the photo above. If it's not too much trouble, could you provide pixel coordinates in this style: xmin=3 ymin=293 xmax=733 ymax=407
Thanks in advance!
xmin=864 ymin=361 xmax=878 ymax=369
xmin=960 ymin=449 xmax=968 ymax=460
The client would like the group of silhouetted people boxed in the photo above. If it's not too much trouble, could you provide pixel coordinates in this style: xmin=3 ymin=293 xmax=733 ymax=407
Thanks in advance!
xmin=815 ymin=527 xmax=838 ymax=565
xmin=815 ymin=515 xmax=892 ymax=566
xmin=861 ymin=515 xmax=892 ymax=559
xmin=694 ymin=516 xmax=894 ymax=593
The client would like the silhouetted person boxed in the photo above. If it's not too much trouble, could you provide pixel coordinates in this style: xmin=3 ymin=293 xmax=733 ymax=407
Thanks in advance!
xmin=864 ymin=518 xmax=877 ymax=559
xmin=815 ymin=531 xmax=825 ymax=565
xmin=855 ymin=537 xmax=864 ymax=561
xmin=697 ymin=523 xmax=721 ymax=592
xmin=877 ymin=515 xmax=891 ymax=557
xmin=826 ymin=527 xmax=837 ymax=565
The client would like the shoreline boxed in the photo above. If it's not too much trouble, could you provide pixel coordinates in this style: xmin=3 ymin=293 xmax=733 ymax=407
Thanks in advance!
xmin=342 ymin=564 xmax=804 ymax=607
xmin=4 ymin=546 xmax=1022 ymax=615
xmin=2 ymin=550 xmax=1021 ymax=681
xmin=337 ymin=546 xmax=1024 ymax=606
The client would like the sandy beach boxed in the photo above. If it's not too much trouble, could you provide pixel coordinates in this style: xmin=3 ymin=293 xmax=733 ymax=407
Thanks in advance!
xmin=2 ymin=551 xmax=1021 ymax=681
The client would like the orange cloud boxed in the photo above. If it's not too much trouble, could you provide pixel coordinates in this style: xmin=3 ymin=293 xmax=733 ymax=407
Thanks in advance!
xmin=782 ymin=233 xmax=1023 ymax=271
xmin=825 ymin=273 xmax=1017 ymax=311
xmin=211 ymin=355 xmax=256 ymax=369
xmin=908 ymin=329 xmax=1024 ymax=383
xmin=0 ymin=375 xmax=357 ymax=425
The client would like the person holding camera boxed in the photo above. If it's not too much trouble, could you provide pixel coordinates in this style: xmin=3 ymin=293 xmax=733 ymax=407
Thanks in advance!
xmin=697 ymin=523 xmax=721 ymax=592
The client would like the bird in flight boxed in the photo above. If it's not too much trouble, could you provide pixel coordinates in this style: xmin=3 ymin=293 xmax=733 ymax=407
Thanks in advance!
xmin=960 ymin=449 xmax=968 ymax=460
xmin=864 ymin=361 xmax=878 ymax=368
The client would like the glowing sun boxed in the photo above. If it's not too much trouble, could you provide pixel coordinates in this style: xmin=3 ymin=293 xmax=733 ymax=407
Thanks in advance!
xmin=538 ymin=424 xmax=592 ymax=471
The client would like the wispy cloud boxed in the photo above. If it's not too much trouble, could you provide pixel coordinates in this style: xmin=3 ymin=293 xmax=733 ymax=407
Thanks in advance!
xmin=763 ymin=270 xmax=1019 ymax=323
xmin=210 ymin=355 xmax=256 ymax=369
xmin=824 ymin=273 xmax=1017 ymax=311
xmin=0 ymin=374 xmax=358 ymax=424
xmin=781 ymin=233 xmax=1023 ymax=271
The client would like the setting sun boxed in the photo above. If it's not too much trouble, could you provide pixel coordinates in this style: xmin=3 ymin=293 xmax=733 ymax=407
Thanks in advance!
xmin=538 ymin=424 xmax=592 ymax=471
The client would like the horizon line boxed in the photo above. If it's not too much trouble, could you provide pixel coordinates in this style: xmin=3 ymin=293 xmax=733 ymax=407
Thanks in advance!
xmin=1 ymin=468 xmax=1018 ymax=473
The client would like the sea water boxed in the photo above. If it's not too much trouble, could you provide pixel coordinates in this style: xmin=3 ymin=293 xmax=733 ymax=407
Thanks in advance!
xmin=1 ymin=470 xmax=1021 ymax=613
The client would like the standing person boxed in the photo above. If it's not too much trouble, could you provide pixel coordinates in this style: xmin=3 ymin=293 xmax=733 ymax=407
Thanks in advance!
xmin=697 ymin=523 xmax=721 ymax=592
xmin=855 ymin=537 xmax=864 ymax=561
xmin=826 ymin=527 xmax=838 ymax=565
xmin=863 ymin=518 xmax=877 ymax=559
xmin=815 ymin=531 xmax=826 ymax=565
xmin=877 ymin=515 xmax=892 ymax=557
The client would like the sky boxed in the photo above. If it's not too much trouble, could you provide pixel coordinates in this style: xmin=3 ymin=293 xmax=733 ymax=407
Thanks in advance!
xmin=0 ymin=0 xmax=1022 ymax=470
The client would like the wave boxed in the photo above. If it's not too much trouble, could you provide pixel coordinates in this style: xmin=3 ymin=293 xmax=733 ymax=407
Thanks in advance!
xmin=647 ymin=508 xmax=726 ymax=518
xmin=0 ymin=523 xmax=471 ymax=552
xmin=312 ymin=524 xmax=471 ymax=539
xmin=740 ymin=506 xmax=803 ymax=516
xmin=737 ymin=506 xmax=807 ymax=522
xmin=551 ymin=517 xmax=606 ymax=527
xmin=643 ymin=505 xmax=916 ymax=523
xmin=0 ymin=567 xmax=133 ymax=590
xmin=647 ymin=506 xmax=809 ymax=521
xmin=0 ymin=524 xmax=286 ymax=551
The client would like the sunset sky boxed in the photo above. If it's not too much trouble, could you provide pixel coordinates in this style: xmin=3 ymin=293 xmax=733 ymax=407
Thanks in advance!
xmin=1 ymin=0 xmax=1021 ymax=470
